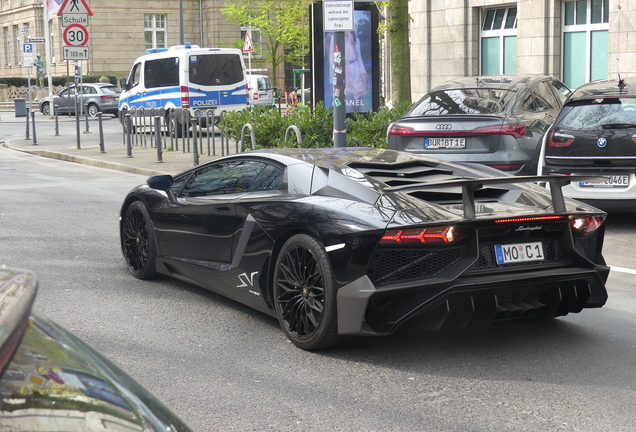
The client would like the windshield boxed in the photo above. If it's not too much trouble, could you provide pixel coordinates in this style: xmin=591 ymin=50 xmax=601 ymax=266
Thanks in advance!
xmin=560 ymin=97 xmax=636 ymax=129
xmin=409 ymin=88 xmax=514 ymax=116
xmin=189 ymin=54 xmax=244 ymax=86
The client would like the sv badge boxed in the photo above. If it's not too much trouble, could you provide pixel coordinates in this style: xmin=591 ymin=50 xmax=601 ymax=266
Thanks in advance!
xmin=237 ymin=271 xmax=259 ymax=288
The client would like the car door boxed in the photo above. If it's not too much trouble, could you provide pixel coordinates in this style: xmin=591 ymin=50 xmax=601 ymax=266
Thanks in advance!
xmin=154 ymin=159 xmax=273 ymax=266
xmin=55 ymin=87 xmax=75 ymax=114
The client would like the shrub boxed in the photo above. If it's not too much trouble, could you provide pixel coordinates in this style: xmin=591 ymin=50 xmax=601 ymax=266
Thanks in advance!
xmin=217 ymin=101 xmax=413 ymax=150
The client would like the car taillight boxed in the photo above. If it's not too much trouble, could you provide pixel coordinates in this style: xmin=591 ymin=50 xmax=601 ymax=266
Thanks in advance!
xmin=487 ymin=164 xmax=522 ymax=171
xmin=473 ymin=123 xmax=525 ymax=138
xmin=380 ymin=227 xmax=465 ymax=244
xmin=180 ymin=86 xmax=190 ymax=108
xmin=495 ymin=216 xmax=565 ymax=224
xmin=548 ymin=130 xmax=574 ymax=147
xmin=570 ymin=216 xmax=605 ymax=234
xmin=388 ymin=125 xmax=417 ymax=136
xmin=100 ymin=95 xmax=114 ymax=100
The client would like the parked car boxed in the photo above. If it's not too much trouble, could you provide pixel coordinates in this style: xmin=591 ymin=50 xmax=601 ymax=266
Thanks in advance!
xmin=119 ymin=148 xmax=609 ymax=351
xmin=247 ymin=73 xmax=274 ymax=107
xmin=537 ymin=78 xmax=636 ymax=211
xmin=0 ymin=266 xmax=194 ymax=432
xmin=387 ymin=75 xmax=572 ymax=175
xmin=39 ymin=83 xmax=121 ymax=118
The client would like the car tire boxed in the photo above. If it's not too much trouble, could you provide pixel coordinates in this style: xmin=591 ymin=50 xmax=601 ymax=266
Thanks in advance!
xmin=87 ymin=103 xmax=99 ymax=117
xmin=121 ymin=201 xmax=157 ymax=279
xmin=273 ymin=234 xmax=344 ymax=350
xmin=120 ymin=108 xmax=136 ymax=134
xmin=41 ymin=102 xmax=50 ymax=116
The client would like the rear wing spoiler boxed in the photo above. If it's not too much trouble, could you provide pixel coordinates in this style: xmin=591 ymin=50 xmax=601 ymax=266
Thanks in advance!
xmin=385 ymin=175 xmax=608 ymax=219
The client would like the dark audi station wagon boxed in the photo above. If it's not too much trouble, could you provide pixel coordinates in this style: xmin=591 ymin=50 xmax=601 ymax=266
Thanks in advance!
xmin=538 ymin=78 xmax=636 ymax=210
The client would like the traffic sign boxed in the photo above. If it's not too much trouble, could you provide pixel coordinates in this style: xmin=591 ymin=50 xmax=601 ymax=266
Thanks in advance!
xmin=63 ymin=46 xmax=90 ymax=61
xmin=63 ymin=24 xmax=89 ymax=47
xmin=28 ymin=37 xmax=46 ymax=44
xmin=57 ymin=0 xmax=93 ymax=16
xmin=62 ymin=13 xmax=88 ymax=27
xmin=243 ymin=32 xmax=254 ymax=53
xmin=23 ymin=43 xmax=33 ymax=53
xmin=323 ymin=0 xmax=354 ymax=32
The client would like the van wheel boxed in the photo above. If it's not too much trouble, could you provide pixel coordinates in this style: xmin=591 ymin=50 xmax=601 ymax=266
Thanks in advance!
xmin=120 ymin=108 xmax=136 ymax=134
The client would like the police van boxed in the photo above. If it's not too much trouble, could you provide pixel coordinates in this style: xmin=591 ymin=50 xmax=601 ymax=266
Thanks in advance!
xmin=118 ymin=43 xmax=248 ymax=136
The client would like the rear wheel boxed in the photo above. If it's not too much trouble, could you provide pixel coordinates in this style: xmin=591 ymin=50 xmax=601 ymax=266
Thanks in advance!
xmin=121 ymin=201 xmax=157 ymax=279
xmin=87 ymin=103 xmax=99 ymax=117
xmin=273 ymin=234 xmax=343 ymax=350
xmin=169 ymin=114 xmax=184 ymax=138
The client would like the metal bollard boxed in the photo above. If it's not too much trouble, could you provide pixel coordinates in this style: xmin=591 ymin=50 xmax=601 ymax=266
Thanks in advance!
xmin=25 ymin=107 xmax=30 ymax=140
xmin=31 ymin=111 xmax=37 ymax=145
xmin=84 ymin=104 xmax=90 ymax=133
xmin=75 ymin=98 xmax=81 ymax=149
xmin=191 ymin=118 xmax=199 ymax=166
xmin=98 ymin=112 xmax=105 ymax=153
xmin=125 ymin=113 xmax=133 ymax=158
xmin=54 ymin=104 xmax=59 ymax=136
xmin=155 ymin=116 xmax=163 ymax=163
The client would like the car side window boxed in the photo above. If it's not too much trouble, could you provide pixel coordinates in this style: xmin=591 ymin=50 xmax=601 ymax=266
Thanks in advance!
xmin=533 ymin=83 xmax=558 ymax=112
xmin=550 ymin=80 xmax=572 ymax=105
xmin=129 ymin=63 xmax=141 ymax=88
xmin=180 ymin=160 xmax=282 ymax=197
xmin=520 ymin=93 xmax=536 ymax=111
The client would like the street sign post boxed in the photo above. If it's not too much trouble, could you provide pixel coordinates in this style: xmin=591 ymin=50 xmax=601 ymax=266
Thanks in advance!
xmin=23 ymin=44 xmax=34 ymax=67
xmin=63 ymin=46 xmax=90 ymax=61
xmin=28 ymin=37 xmax=46 ymax=44
xmin=63 ymin=24 xmax=89 ymax=46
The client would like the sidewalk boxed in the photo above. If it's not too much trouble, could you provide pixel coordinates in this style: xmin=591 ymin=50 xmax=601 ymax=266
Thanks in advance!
xmin=1 ymin=109 xmax=229 ymax=177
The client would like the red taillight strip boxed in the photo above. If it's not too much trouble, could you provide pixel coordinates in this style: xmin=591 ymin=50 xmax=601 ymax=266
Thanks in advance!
xmin=495 ymin=215 xmax=565 ymax=224
xmin=380 ymin=227 xmax=456 ymax=244
xmin=388 ymin=124 xmax=525 ymax=138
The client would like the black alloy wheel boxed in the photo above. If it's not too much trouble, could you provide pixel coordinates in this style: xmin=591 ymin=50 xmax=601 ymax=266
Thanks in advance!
xmin=273 ymin=234 xmax=343 ymax=350
xmin=121 ymin=201 xmax=157 ymax=279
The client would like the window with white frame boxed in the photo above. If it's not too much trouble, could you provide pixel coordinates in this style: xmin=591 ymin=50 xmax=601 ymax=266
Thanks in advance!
xmin=241 ymin=27 xmax=261 ymax=56
xmin=562 ymin=0 xmax=609 ymax=89
xmin=144 ymin=14 xmax=167 ymax=50
xmin=480 ymin=7 xmax=518 ymax=75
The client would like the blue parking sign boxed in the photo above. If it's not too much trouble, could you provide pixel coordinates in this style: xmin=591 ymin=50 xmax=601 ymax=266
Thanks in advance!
xmin=23 ymin=43 xmax=33 ymax=53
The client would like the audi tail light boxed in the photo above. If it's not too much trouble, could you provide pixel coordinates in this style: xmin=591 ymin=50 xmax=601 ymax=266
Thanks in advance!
xmin=388 ymin=125 xmax=417 ymax=136
xmin=380 ymin=226 xmax=468 ymax=245
xmin=548 ymin=130 xmax=575 ymax=147
xmin=100 ymin=95 xmax=114 ymax=100
xmin=472 ymin=123 xmax=525 ymax=138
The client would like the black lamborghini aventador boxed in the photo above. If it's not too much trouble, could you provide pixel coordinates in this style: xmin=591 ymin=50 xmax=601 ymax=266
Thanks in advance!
xmin=119 ymin=148 xmax=609 ymax=350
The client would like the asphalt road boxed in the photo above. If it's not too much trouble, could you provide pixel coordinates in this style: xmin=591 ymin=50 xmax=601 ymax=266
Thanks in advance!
xmin=2 ymin=145 xmax=636 ymax=431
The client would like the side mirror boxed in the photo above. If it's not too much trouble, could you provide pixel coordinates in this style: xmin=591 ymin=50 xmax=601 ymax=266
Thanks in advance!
xmin=120 ymin=77 xmax=129 ymax=91
xmin=147 ymin=174 xmax=174 ymax=191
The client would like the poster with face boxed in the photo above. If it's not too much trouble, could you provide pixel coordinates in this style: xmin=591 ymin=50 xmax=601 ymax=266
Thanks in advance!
xmin=323 ymin=10 xmax=373 ymax=113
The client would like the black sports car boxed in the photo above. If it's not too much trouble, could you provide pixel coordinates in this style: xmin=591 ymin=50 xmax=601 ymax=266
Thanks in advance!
xmin=120 ymin=148 xmax=609 ymax=350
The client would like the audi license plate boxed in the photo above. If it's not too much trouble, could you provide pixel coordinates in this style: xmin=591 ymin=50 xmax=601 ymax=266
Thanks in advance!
xmin=579 ymin=175 xmax=629 ymax=188
xmin=494 ymin=242 xmax=544 ymax=265
xmin=425 ymin=137 xmax=466 ymax=149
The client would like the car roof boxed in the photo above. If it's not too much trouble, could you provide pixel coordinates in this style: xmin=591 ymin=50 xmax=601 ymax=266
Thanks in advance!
xmin=568 ymin=77 xmax=636 ymax=101
xmin=431 ymin=74 xmax=555 ymax=92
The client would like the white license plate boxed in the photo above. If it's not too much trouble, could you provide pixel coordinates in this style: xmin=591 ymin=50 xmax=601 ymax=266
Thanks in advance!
xmin=494 ymin=242 xmax=544 ymax=265
xmin=425 ymin=137 xmax=466 ymax=149
xmin=579 ymin=175 xmax=629 ymax=188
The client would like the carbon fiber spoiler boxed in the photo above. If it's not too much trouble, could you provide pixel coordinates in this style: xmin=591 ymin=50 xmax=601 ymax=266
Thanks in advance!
xmin=385 ymin=175 xmax=608 ymax=219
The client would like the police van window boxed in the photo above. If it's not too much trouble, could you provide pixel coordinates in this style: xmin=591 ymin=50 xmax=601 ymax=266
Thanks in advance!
xmin=144 ymin=57 xmax=179 ymax=88
xmin=189 ymin=54 xmax=244 ymax=86
xmin=129 ymin=63 xmax=141 ymax=88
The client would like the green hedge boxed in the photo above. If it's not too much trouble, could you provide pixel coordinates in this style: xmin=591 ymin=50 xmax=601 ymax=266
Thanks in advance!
xmin=218 ymin=101 xmax=413 ymax=150
xmin=0 ymin=75 xmax=118 ymax=87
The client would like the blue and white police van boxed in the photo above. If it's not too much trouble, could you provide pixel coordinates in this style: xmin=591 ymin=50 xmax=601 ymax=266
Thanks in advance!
xmin=118 ymin=44 xmax=248 ymax=136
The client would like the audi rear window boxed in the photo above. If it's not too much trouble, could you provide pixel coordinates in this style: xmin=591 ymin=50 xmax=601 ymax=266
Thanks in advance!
xmin=559 ymin=97 xmax=636 ymax=129
xmin=409 ymin=88 xmax=514 ymax=116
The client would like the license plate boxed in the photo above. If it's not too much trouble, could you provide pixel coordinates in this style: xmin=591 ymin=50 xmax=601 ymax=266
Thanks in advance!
xmin=579 ymin=175 xmax=629 ymax=188
xmin=425 ymin=137 xmax=466 ymax=149
xmin=494 ymin=242 xmax=544 ymax=265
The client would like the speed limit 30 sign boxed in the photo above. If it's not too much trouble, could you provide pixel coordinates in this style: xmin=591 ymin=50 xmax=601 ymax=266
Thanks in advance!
xmin=63 ymin=23 xmax=89 ymax=46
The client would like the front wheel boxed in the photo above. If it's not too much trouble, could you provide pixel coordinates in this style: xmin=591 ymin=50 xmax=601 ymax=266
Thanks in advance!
xmin=273 ymin=234 xmax=344 ymax=350
xmin=168 ymin=114 xmax=184 ymax=138
xmin=41 ymin=102 xmax=50 ymax=116
xmin=121 ymin=201 xmax=157 ymax=279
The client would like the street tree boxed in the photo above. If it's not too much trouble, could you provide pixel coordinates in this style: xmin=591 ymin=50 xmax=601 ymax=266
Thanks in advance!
xmin=222 ymin=0 xmax=312 ymax=87
xmin=387 ymin=0 xmax=411 ymax=104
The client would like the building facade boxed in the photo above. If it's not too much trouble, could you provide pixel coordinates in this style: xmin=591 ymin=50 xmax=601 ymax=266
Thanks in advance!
xmin=408 ymin=0 xmax=633 ymax=101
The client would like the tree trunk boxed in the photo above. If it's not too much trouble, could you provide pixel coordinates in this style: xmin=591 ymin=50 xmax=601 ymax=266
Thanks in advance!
xmin=389 ymin=0 xmax=411 ymax=104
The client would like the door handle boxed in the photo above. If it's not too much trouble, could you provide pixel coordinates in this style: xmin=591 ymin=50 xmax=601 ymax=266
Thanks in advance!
xmin=214 ymin=206 xmax=231 ymax=213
